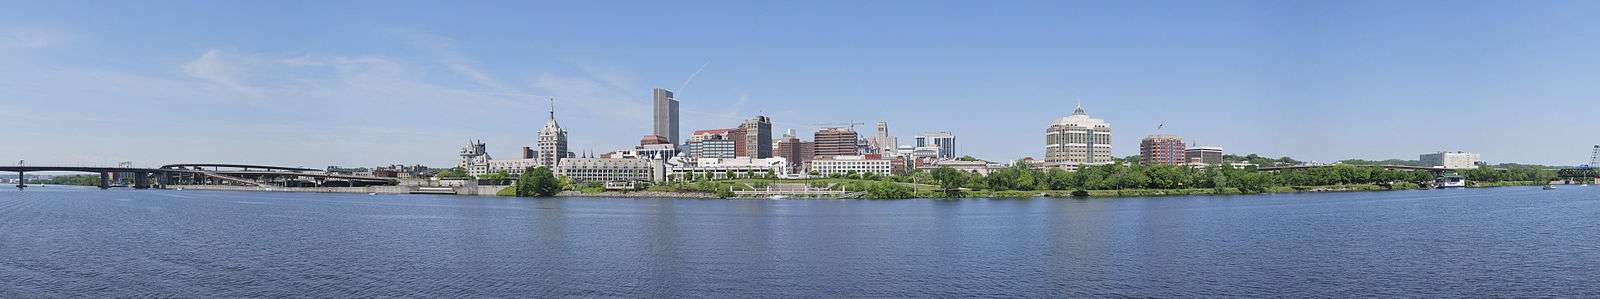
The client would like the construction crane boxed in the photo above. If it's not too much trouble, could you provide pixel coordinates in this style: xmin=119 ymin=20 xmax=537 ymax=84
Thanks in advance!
xmin=1590 ymin=144 xmax=1598 ymax=168
xmin=813 ymin=121 xmax=865 ymax=131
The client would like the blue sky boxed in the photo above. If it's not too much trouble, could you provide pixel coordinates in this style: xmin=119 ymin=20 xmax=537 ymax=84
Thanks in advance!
xmin=3 ymin=1 xmax=1597 ymax=168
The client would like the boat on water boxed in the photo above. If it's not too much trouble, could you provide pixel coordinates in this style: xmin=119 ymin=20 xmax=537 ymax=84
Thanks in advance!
xmin=1435 ymin=174 xmax=1467 ymax=189
xmin=768 ymin=195 xmax=788 ymax=200
xmin=1543 ymin=185 xmax=1558 ymax=190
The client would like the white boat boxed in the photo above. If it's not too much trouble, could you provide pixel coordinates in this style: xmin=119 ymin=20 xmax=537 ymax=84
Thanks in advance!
xmin=1434 ymin=175 xmax=1467 ymax=189
xmin=1543 ymin=185 xmax=1558 ymax=190
xmin=768 ymin=195 xmax=788 ymax=200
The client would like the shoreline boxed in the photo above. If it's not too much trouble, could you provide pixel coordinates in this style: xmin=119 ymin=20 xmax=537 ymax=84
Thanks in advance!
xmin=46 ymin=181 xmax=1560 ymax=200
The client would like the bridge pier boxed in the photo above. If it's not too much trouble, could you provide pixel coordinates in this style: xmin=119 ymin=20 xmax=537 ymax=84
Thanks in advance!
xmin=133 ymin=172 xmax=150 ymax=189
xmin=99 ymin=172 xmax=110 ymax=189
xmin=16 ymin=171 xmax=25 ymax=189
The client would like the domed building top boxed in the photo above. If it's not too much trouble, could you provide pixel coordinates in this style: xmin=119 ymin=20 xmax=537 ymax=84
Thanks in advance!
xmin=1051 ymin=104 xmax=1110 ymax=129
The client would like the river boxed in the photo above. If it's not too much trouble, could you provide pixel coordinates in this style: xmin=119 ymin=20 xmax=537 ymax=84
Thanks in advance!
xmin=2 ymin=185 xmax=1598 ymax=297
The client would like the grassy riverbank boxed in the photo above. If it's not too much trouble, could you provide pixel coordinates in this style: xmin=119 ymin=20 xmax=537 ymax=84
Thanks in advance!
xmin=1467 ymin=181 xmax=1545 ymax=188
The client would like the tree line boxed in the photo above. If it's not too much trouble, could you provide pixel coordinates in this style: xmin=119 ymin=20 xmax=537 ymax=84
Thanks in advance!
xmin=918 ymin=162 xmax=1439 ymax=195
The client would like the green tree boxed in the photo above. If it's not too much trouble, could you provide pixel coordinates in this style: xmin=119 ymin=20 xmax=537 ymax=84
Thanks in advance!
xmin=931 ymin=166 xmax=965 ymax=196
xmin=42 ymin=175 xmax=100 ymax=186
xmin=434 ymin=166 xmax=468 ymax=178
xmin=866 ymin=182 xmax=915 ymax=199
xmin=515 ymin=167 xmax=562 ymax=197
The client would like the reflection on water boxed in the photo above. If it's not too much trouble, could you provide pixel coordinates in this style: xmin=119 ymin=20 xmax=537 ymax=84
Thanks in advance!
xmin=2 ymin=186 xmax=1599 ymax=297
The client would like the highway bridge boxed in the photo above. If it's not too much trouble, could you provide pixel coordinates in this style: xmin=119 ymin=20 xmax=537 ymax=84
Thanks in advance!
xmin=1557 ymin=167 xmax=1599 ymax=184
xmin=3 ymin=163 xmax=399 ymax=189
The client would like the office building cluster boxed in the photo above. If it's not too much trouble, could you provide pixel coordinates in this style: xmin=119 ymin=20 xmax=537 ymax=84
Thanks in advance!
xmin=1044 ymin=104 xmax=1234 ymax=169
xmin=448 ymin=92 xmax=1485 ymax=187
xmin=453 ymin=87 xmax=976 ymax=185
xmin=441 ymin=94 xmax=1517 ymax=186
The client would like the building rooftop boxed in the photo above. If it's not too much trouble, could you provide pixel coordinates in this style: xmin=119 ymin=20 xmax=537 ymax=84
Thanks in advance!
xmin=1050 ymin=104 xmax=1111 ymax=129
xmin=1143 ymin=134 xmax=1183 ymax=141
xmin=692 ymin=128 xmax=736 ymax=135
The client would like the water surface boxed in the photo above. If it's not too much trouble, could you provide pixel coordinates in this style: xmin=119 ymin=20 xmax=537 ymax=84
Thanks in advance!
xmin=3 ymin=186 xmax=1598 ymax=297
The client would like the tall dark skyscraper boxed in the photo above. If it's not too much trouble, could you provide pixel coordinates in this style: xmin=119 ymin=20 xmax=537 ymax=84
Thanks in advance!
xmin=653 ymin=88 xmax=680 ymax=147
xmin=739 ymin=116 xmax=773 ymax=158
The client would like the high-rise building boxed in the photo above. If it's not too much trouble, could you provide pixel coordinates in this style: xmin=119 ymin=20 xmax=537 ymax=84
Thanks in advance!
xmin=867 ymin=121 xmax=897 ymax=153
xmin=738 ymin=116 xmax=773 ymax=158
xmin=914 ymin=131 xmax=956 ymax=159
xmin=1184 ymin=145 xmax=1224 ymax=165
xmin=685 ymin=128 xmax=736 ymax=159
xmin=700 ymin=139 xmax=737 ymax=159
xmin=776 ymin=129 xmax=814 ymax=174
xmin=1045 ymin=104 xmax=1113 ymax=170
xmin=814 ymin=127 xmax=860 ymax=158
xmin=521 ymin=146 xmax=535 ymax=159
xmin=728 ymin=128 xmax=747 ymax=157
xmin=1420 ymin=151 xmax=1480 ymax=169
xmin=538 ymin=99 xmax=571 ymax=168
xmin=1139 ymin=134 xmax=1187 ymax=165
xmin=653 ymin=88 xmax=680 ymax=147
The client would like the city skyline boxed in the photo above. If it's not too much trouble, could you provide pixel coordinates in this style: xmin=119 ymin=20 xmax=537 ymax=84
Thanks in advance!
xmin=4 ymin=1 xmax=1600 ymax=167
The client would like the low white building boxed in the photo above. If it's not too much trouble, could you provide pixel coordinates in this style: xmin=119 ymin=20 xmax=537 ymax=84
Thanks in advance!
xmin=810 ymin=155 xmax=894 ymax=177
xmin=488 ymin=159 xmax=541 ymax=176
xmin=917 ymin=159 xmax=1002 ymax=175
xmin=1420 ymin=151 xmax=1480 ymax=169
xmin=603 ymin=144 xmax=681 ymax=161
xmin=558 ymin=158 xmax=665 ymax=183
xmin=666 ymin=157 xmax=790 ymax=180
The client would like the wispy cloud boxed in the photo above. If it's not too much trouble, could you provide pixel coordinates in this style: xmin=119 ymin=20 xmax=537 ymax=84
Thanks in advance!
xmin=388 ymin=29 xmax=511 ymax=91
xmin=534 ymin=70 xmax=650 ymax=123
xmin=181 ymin=50 xmax=263 ymax=97
xmin=0 ymin=27 xmax=74 ymax=51
xmin=5 ymin=29 xmax=674 ymax=165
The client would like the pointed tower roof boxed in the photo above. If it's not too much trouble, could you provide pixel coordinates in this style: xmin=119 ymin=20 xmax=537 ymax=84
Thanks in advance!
xmin=543 ymin=98 xmax=562 ymax=131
